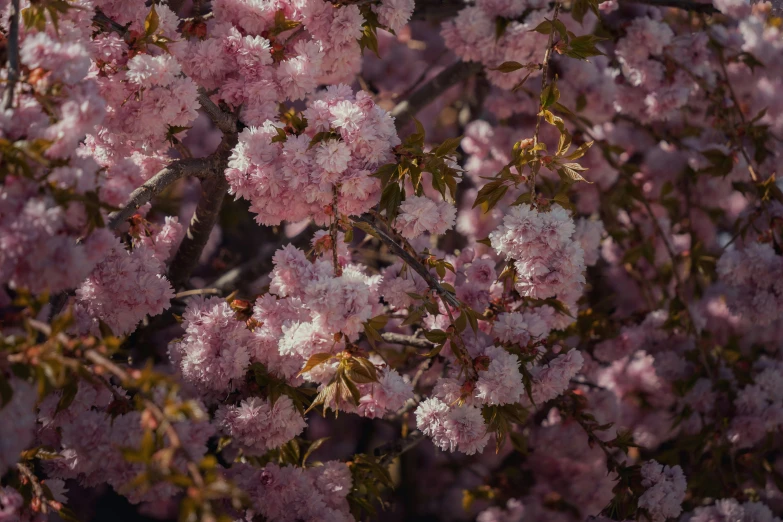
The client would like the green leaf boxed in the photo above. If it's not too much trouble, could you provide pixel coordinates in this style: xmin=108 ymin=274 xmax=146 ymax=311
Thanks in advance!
xmin=56 ymin=379 xmax=78 ymax=414
xmin=432 ymin=136 xmax=463 ymax=157
xmin=380 ymin=182 xmax=403 ymax=222
xmin=473 ymin=179 xmax=509 ymax=213
xmin=302 ymin=437 xmax=330 ymax=466
xmin=144 ymin=5 xmax=159 ymax=36
xmin=298 ymin=352 xmax=334 ymax=376
xmin=531 ymin=20 xmax=553 ymax=35
xmin=557 ymin=163 xmax=591 ymax=183
xmin=491 ymin=61 xmax=525 ymax=73
xmin=563 ymin=140 xmax=594 ymax=161
xmin=308 ymin=131 xmax=339 ymax=149
xmin=564 ymin=35 xmax=606 ymax=60
xmin=557 ymin=128 xmax=573 ymax=156
xmin=360 ymin=24 xmax=380 ymax=58
xmin=423 ymin=330 xmax=449 ymax=343
xmin=540 ymin=79 xmax=560 ymax=110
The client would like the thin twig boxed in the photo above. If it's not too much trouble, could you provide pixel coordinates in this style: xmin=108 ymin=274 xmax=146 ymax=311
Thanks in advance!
xmin=380 ymin=332 xmax=436 ymax=350
xmin=16 ymin=463 xmax=50 ymax=514
xmin=210 ymin=225 xmax=315 ymax=294
xmin=331 ymin=186 xmax=341 ymax=276
xmin=3 ymin=0 xmax=21 ymax=110
xmin=174 ymin=288 xmax=221 ymax=298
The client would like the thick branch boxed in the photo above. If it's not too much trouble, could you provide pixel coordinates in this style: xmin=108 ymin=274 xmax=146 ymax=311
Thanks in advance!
xmin=167 ymin=175 xmax=229 ymax=290
xmin=167 ymin=131 xmax=238 ymax=289
xmin=620 ymin=0 xmax=720 ymax=13
xmin=391 ymin=61 xmax=483 ymax=130
xmin=107 ymin=157 xmax=212 ymax=230
xmin=380 ymin=332 xmax=436 ymax=350
xmin=353 ymin=215 xmax=461 ymax=308
xmin=3 ymin=0 xmax=20 ymax=110
xmin=197 ymin=90 xmax=238 ymax=134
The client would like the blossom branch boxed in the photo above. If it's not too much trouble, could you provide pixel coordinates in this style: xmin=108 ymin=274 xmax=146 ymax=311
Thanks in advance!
xmin=82 ymin=350 xmax=206 ymax=487
xmin=391 ymin=61 xmax=483 ymax=130
xmin=353 ymin=214 xmax=461 ymax=308
xmin=411 ymin=0 xmax=465 ymax=21
xmin=380 ymin=332 xmax=437 ymax=350
xmin=107 ymin=157 xmax=213 ymax=230
xmin=3 ymin=0 xmax=21 ymax=110
xmin=197 ymin=89 xmax=238 ymax=134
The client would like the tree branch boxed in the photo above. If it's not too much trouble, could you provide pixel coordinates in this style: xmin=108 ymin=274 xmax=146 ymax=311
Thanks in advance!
xmin=197 ymin=89 xmax=238 ymax=134
xmin=107 ymin=157 xmax=213 ymax=230
xmin=620 ymin=0 xmax=720 ymax=13
xmin=167 ymin=175 xmax=229 ymax=290
xmin=391 ymin=61 xmax=483 ymax=130
xmin=92 ymin=9 xmax=129 ymax=36
xmin=380 ymin=332 xmax=436 ymax=350
xmin=166 ymin=130 xmax=238 ymax=289
xmin=3 ymin=0 xmax=21 ymax=110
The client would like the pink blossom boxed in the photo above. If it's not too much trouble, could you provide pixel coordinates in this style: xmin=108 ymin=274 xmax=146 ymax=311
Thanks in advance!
xmin=394 ymin=195 xmax=457 ymax=239
xmin=217 ymin=396 xmax=306 ymax=454
xmin=168 ymin=296 xmax=252 ymax=393
xmin=638 ymin=460 xmax=687 ymax=522
xmin=476 ymin=345 xmax=525 ymax=405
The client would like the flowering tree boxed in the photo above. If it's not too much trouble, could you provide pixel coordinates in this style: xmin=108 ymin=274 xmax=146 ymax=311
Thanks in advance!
xmin=1 ymin=0 xmax=783 ymax=520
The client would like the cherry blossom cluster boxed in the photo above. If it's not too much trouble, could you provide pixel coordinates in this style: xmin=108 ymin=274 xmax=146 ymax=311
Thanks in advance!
xmin=179 ymin=0 xmax=413 ymax=126
xmin=225 ymin=85 xmax=400 ymax=225
xmin=490 ymin=204 xmax=586 ymax=313
xmin=3 ymin=0 xmax=783 ymax=520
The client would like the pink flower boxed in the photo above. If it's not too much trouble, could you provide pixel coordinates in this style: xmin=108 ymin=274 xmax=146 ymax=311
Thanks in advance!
xmin=218 ymin=396 xmax=307 ymax=454
xmin=394 ymin=195 xmax=457 ymax=239
xmin=476 ymin=346 xmax=526 ymax=406
xmin=638 ymin=460 xmax=687 ymax=522
xmin=168 ymin=296 xmax=253 ymax=393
